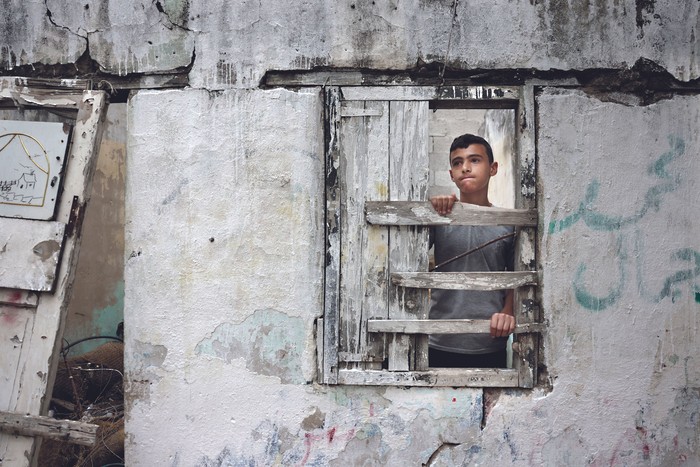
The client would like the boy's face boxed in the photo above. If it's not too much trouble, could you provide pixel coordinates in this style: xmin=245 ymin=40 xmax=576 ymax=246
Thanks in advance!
xmin=449 ymin=144 xmax=498 ymax=196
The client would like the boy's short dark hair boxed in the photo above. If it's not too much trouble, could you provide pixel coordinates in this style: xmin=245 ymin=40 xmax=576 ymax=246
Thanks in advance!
xmin=449 ymin=133 xmax=494 ymax=164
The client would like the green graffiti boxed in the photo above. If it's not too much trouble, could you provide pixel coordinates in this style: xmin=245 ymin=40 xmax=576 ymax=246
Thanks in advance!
xmin=549 ymin=135 xmax=685 ymax=234
xmin=548 ymin=135 xmax=698 ymax=310
xmin=576 ymin=240 xmax=700 ymax=311
xmin=656 ymin=249 xmax=700 ymax=302
xmin=572 ymin=239 xmax=627 ymax=312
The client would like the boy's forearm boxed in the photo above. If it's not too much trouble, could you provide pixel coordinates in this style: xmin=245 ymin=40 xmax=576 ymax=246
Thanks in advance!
xmin=501 ymin=289 xmax=514 ymax=317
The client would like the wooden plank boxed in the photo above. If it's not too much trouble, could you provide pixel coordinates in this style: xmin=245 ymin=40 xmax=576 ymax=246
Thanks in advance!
xmin=0 ymin=80 xmax=84 ymax=109
xmin=0 ymin=289 xmax=39 ymax=308
xmin=387 ymin=100 xmax=429 ymax=371
xmin=513 ymin=83 xmax=539 ymax=389
xmin=338 ymin=368 xmax=519 ymax=387
xmin=0 ymin=412 xmax=97 ymax=447
xmin=391 ymin=271 xmax=538 ymax=290
xmin=365 ymin=201 xmax=537 ymax=226
xmin=0 ymin=306 xmax=35 ymax=411
xmin=316 ymin=317 xmax=324 ymax=380
xmin=341 ymin=86 xmax=520 ymax=102
xmin=0 ymin=90 xmax=107 ymax=466
xmin=0 ymin=219 xmax=65 ymax=292
xmin=337 ymin=99 xmax=389 ymax=369
xmin=0 ymin=78 xmax=89 ymax=91
xmin=367 ymin=319 xmax=546 ymax=335
xmin=322 ymin=87 xmax=341 ymax=384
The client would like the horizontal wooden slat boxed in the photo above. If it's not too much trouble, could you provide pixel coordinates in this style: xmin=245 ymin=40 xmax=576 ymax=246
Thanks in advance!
xmin=341 ymin=86 xmax=520 ymax=102
xmin=368 ymin=319 xmax=546 ymax=335
xmin=338 ymin=352 xmax=384 ymax=363
xmin=0 ymin=81 xmax=84 ymax=109
xmin=337 ymin=368 xmax=519 ymax=387
xmin=0 ymin=77 xmax=89 ymax=90
xmin=365 ymin=201 xmax=537 ymax=226
xmin=392 ymin=271 xmax=538 ymax=290
xmin=0 ymin=412 xmax=97 ymax=446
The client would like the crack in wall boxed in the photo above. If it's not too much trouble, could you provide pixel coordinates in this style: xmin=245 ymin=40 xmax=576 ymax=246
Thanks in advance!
xmin=423 ymin=442 xmax=459 ymax=466
xmin=44 ymin=0 xmax=89 ymax=39
xmin=153 ymin=0 xmax=198 ymax=34
xmin=262 ymin=58 xmax=700 ymax=105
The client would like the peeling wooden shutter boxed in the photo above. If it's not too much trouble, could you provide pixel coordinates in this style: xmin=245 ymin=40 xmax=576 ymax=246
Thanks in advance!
xmin=337 ymin=98 xmax=390 ymax=369
xmin=0 ymin=79 xmax=107 ymax=465
xmin=386 ymin=101 xmax=429 ymax=371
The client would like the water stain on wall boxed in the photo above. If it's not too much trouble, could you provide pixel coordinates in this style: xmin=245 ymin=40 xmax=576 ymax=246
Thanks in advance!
xmin=195 ymin=308 xmax=305 ymax=384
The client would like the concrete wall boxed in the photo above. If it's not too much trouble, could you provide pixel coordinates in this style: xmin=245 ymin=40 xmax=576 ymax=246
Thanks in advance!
xmin=3 ymin=1 xmax=699 ymax=465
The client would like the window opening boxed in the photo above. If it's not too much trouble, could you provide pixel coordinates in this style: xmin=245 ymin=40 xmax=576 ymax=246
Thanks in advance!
xmin=319 ymin=86 xmax=541 ymax=388
xmin=427 ymin=106 xmax=517 ymax=369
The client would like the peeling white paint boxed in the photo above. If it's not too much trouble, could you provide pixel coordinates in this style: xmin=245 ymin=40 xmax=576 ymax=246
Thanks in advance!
xmin=122 ymin=87 xmax=700 ymax=465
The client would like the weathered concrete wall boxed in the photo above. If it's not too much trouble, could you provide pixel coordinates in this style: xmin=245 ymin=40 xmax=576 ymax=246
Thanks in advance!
xmin=2 ymin=1 xmax=699 ymax=83
xmin=125 ymin=87 xmax=492 ymax=466
xmin=124 ymin=85 xmax=700 ymax=465
xmin=3 ymin=0 xmax=699 ymax=465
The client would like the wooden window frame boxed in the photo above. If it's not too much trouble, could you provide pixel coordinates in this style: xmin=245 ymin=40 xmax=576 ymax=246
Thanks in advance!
xmin=318 ymin=85 xmax=541 ymax=388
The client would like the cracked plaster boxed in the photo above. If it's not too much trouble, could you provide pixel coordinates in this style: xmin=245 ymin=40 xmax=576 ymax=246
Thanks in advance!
xmin=2 ymin=0 xmax=698 ymax=83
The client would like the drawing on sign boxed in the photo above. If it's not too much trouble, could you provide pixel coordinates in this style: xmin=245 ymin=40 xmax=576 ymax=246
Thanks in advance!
xmin=0 ymin=120 xmax=70 ymax=220
xmin=0 ymin=133 xmax=49 ymax=205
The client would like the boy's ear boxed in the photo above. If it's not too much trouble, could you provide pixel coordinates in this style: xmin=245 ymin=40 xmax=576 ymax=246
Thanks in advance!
xmin=490 ymin=161 xmax=498 ymax=176
xmin=449 ymin=169 xmax=455 ymax=181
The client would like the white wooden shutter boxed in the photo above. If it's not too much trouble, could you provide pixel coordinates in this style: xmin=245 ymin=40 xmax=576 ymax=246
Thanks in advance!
xmin=0 ymin=78 xmax=107 ymax=465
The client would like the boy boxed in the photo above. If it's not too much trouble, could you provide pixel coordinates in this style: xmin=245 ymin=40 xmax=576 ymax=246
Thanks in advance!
xmin=429 ymin=133 xmax=515 ymax=368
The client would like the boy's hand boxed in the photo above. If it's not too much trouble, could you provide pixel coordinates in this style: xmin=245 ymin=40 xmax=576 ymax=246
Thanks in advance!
xmin=430 ymin=194 xmax=458 ymax=215
xmin=490 ymin=313 xmax=515 ymax=338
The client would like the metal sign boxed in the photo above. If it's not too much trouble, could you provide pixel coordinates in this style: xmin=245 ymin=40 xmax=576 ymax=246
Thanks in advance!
xmin=0 ymin=120 xmax=71 ymax=220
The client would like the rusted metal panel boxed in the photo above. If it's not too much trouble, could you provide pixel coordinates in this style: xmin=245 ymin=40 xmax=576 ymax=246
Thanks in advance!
xmin=0 ymin=219 xmax=65 ymax=292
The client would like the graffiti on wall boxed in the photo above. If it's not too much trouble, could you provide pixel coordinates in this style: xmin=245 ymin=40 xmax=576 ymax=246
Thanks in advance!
xmin=547 ymin=135 xmax=699 ymax=310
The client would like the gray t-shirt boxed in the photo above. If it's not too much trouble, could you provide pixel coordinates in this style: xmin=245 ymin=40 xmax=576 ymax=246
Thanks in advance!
xmin=429 ymin=224 xmax=515 ymax=354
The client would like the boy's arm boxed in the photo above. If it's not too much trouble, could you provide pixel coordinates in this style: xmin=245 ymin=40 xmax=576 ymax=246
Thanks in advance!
xmin=490 ymin=289 xmax=515 ymax=338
